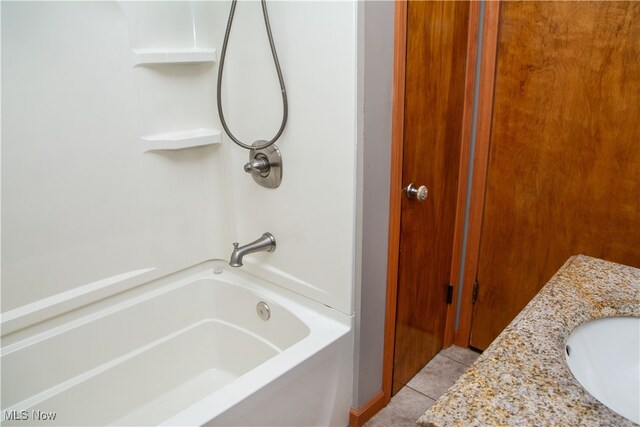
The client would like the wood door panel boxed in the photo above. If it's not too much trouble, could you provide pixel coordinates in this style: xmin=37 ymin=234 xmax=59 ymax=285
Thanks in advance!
xmin=471 ymin=1 xmax=640 ymax=349
xmin=393 ymin=1 xmax=469 ymax=394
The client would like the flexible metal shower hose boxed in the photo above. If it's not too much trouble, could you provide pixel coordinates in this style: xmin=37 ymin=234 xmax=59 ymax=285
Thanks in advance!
xmin=216 ymin=0 xmax=288 ymax=150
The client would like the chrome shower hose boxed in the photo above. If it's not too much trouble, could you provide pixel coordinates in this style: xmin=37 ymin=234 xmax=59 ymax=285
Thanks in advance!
xmin=216 ymin=0 xmax=288 ymax=150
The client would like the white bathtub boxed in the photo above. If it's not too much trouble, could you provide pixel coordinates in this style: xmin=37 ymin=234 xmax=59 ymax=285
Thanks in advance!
xmin=1 ymin=262 xmax=353 ymax=426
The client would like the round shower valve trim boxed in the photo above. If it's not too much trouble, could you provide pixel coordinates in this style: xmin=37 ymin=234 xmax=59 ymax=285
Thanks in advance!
xmin=244 ymin=140 xmax=282 ymax=189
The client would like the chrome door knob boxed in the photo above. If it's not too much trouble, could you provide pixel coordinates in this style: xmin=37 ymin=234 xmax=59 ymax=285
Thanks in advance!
xmin=405 ymin=183 xmax=428 ymax=201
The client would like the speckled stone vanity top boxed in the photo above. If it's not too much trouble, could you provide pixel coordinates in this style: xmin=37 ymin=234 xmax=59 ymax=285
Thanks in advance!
xmin=418 ymin=255 xmax=640 ymax=427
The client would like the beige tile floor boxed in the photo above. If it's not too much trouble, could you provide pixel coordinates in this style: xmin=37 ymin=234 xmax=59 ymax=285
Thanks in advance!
xmin=365 ymin=346 xmax=481 ymax=427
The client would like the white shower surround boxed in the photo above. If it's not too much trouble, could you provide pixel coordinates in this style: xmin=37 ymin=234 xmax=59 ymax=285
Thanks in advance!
xmin=2 ymin=0 xmax=357 ymax=318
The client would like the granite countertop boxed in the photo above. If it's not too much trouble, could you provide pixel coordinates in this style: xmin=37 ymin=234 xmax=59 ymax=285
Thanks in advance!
xmin=418 ymin=255 xmax=640 ymax=426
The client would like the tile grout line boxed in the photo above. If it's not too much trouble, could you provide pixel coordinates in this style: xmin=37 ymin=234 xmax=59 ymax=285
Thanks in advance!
xmin=406 ymin=352 xmax=479 ymax=401
xmin=440 ymin=352 xmax=479 ymax=368
xmin=406 ymin=384 xmax=445 ymax=402
xmin=405 ymin=385 xmax=437 ymax=402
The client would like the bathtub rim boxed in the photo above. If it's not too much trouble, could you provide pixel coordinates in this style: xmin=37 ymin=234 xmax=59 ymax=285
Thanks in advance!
xmin=1 ymin=259 xmax=349 ymax=345
xmin=1 ymin=259 xmax=350 ymax=350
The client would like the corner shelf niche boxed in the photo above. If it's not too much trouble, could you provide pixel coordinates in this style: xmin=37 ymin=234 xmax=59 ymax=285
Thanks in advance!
xmin=141 ymin=128 xmax=221 ymax=152
xmin=132 ymin=48 xmax=217 ymax=66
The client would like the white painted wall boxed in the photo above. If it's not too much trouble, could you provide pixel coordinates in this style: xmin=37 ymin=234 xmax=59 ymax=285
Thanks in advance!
xmin=353 ymin=0 xmax=394 ymax=408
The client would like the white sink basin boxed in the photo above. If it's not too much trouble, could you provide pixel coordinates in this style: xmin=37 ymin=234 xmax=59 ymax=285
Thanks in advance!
xmin=565 ymin=316 xmax=640 ymax=424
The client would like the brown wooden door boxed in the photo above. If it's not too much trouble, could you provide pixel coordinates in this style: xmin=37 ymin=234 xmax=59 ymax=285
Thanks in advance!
xmin=392 ymin=1 xmax=470 ymax=393
xmin=470 ymin=1 xmax=640 ymax=350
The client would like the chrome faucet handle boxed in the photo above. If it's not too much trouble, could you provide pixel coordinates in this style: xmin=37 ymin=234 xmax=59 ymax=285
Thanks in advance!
xmin=233 ymin=242 xmax=239 ymax=249
xmin=244 ymin=156 xmax=270 ymax=174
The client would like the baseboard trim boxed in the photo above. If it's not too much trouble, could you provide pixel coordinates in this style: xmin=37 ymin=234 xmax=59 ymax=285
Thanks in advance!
xmin=349 ymin=391 xmax=387 ymax=427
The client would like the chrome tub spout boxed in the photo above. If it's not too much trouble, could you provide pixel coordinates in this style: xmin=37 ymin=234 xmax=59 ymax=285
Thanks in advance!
xmin=229 ymin=232 xmax=276 ymax=267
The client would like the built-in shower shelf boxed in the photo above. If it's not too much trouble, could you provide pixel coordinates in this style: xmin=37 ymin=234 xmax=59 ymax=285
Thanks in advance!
xmin=131 ymin=48 xmax=217 ymax=65
xmin=141 ymin=128 xmax=221 ymax=152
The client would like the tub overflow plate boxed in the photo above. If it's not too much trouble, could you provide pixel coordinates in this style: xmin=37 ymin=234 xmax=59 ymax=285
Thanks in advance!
xmin=256 ymin=301 xmax=271 ymax=320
